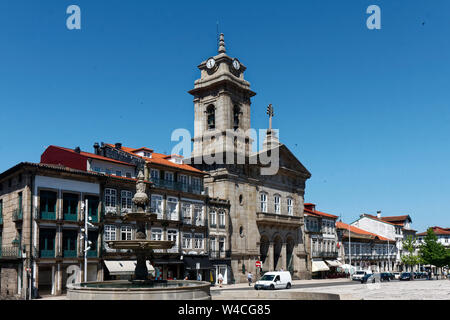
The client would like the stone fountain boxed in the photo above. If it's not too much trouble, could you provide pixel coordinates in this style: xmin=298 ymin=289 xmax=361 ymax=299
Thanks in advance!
xmin=66 ymin=171 xmax=211 ymax=300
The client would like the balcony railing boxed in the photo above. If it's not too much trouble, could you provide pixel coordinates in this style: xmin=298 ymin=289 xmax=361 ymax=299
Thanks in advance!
xmin=209 ymin=250 xmax=232 ymax=259
xmin=87 ymin=250 xmax=98 ymax=258
xmin=63 ymin=212 xmax=78 ymax=221
xmin=167 ymin=246 xmax=180 ymax=253
xmin=151 ymin=178 xmax=204 ymax=195
xmin=12 ymin=208 xmax=23 ymax=222
xmin=63 ymin=250 xmax=77 ymax=258
xmin=0 ymin=216 xmax=3 ymax=224
xmin=312 ymin=251 xmax=339 ymax=258
xmin=0 ymin=246 xmax=21 ymax=258
xmin=40 ymin=249 xmax=55 ymax=258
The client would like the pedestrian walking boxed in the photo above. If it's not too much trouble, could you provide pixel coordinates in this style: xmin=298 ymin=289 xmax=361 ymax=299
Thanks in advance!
xmin=218 ymin=273 xmax=224 ymax=288
xmin=247 ymin=272 xmax=253 ymax=286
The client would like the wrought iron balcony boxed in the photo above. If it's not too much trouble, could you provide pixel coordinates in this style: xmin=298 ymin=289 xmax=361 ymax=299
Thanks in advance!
xmin=0 ymin=246 xmax=21 ymax=259
xmin=256 ymin=211 xmax=302 ymax=228
xmin=12 ymin=208 xmax=23 ymax=222
xmin=209 ymin=250 xmax=231 ymax=259
xmin=312 ymin=251 xmax=339 ymax=258
xmin=166 ymin=246 xmax=180 ymax=254
xmin=63 ymin=212 xmax=78 ymax=221
xmin=0 ymin=215 xmax=3 ymax=225
xmin=63 ymin=250 xmax=77 ymax=258
xmin=150 ymin=178 xmax=204 ymax=195
xmin=40 ymin=249 xmax=55 ymax=258
xmin=87 ymin=250 xmax=98 ymax=258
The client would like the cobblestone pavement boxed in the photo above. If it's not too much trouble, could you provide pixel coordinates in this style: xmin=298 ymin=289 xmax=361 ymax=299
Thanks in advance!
xmin=290 ymin=279 xmax=450 ymax=300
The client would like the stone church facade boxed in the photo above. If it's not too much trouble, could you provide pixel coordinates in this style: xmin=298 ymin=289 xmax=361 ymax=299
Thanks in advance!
xmin=186 ymin=34 xmax=312 ymax=282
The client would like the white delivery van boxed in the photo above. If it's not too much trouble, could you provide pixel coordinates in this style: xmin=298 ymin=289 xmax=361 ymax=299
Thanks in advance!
xmin=254 ymin=271 xmax=292 ymax=290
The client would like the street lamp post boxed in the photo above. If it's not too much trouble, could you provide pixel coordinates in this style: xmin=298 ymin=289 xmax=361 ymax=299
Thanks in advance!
xmin=81 ymin=199 xmax=93 ymax=283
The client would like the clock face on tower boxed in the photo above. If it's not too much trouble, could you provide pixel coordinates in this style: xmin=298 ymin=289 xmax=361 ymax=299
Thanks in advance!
xmin=232 ymin=59 xmax=240 ymax=70
xmin=206 ymin=58 xmax=216 ymax=69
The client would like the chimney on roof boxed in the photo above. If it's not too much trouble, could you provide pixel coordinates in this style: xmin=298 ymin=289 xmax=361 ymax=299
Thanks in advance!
xmin=115 ymin=142 xmax=122 ymax=149
xmin=93 ymin=142 xmax=100 ymax=155
xmin=377 ymin=211 xmax=381 ymax=219
xmin=74 ymin=147 xmax=81 ymax=154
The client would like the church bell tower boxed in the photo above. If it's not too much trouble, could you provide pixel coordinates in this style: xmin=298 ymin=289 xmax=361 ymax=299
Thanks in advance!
xmin=189 ymin=34 xmax=256 ymax=160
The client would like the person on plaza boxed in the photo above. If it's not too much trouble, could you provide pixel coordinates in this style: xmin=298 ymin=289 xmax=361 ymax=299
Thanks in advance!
xmin=197 ymin=273 xmax=202 ymax=281
xmin=218 ymin=273 xmax=224 ymax=288
xmin=247 ymin=271 xmax=253 ymax=286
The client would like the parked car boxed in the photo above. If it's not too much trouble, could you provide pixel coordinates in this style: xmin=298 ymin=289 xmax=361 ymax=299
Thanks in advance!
xmin=393 ymin=272 xmax=401 ymax=280
xmin=254 ymin=271 xmax=292 ymax=290
xmin=400 ymin=272 xmax=414 ymax=281
xmin=352 ymin=270 xmax=369 ymax=282
xmin=380 ymin=272 xmax=394 ymax=282
xmin=361 ymin=273 xmax=376 ymax=283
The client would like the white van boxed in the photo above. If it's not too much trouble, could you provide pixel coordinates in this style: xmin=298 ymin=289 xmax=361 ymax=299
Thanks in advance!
xmin=254 ymin=271 xmax=292 ymax=290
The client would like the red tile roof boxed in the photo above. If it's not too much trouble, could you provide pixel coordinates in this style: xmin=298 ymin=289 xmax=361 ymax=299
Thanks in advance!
xmin=45 ymin=146 xmax=136 ymax=167
xmin=362 ymin=214 xmax=398 ymax=226
xmin=303 ymin=203 xmax=338 ymax=219
xmin=336 ymin=221 xmax=394 ymax=242
xmin=380 ymin=215 xmax=411 ymax=226
xmin=416 ymin=226 xmax=450 ymax=236
xmin=105 ymin=144 xmax=205 ymax=174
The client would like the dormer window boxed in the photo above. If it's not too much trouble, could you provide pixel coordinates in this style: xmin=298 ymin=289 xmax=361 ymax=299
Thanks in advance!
xmin=206 ymin=105 xmax=215 ymax=129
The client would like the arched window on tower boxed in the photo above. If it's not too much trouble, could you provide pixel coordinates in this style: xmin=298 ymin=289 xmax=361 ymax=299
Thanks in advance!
xmin=233 ymin=105 xmax=241 ymax=130
xmin=206 ymin=105 xmax=215 ymax=129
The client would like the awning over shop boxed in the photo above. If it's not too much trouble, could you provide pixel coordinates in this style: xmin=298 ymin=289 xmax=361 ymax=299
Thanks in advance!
xmin=104 ymin=260 xmax=155 ymax=275
xmin=152 ymin=259 xmax=184 ymax=265
xmin=183 ymin=256 xmax=213 ymax=270
xmin=312 ymin=260 xmax=330 ymax=272
xmin=325 ymin=260 xmax=342 ymax=267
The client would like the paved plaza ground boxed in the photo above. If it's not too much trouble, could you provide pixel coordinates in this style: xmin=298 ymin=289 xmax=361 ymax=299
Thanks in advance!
xmin=284 ymin=279 xmax=450 ymax=300
xmin=34 ymin=278 xmax=450 ymax=300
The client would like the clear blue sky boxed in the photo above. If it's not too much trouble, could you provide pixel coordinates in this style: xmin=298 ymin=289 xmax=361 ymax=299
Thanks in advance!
xmin=1 ymin=0 xmax=449 ymax=232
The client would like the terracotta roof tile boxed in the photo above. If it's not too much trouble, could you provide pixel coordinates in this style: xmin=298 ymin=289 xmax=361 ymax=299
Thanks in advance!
xmin=336 ymin=221 xmax=394 ymax=242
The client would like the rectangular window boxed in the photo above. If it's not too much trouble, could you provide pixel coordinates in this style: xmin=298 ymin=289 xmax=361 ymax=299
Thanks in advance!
xmin=94 ymin=167 xmax=101 ymax=172
xmin=260 ymin=193 xmax=267 ymax=212
xmin=287 ymin=198 xmax=293 ymax=215
xmin=182 ymin=233 xmax=192 ymax=249
xmin=39 ymin=229 xmax=56 ymax=256
xmin=219 ymin=211 xmax=225 ymax=228
xmin=274 ymin=195 xmax=280 ymax=214
xmin=182 ymin=202 xmax=191 ymax=223
xmin=63 ymin=193 xmax=78 ymax=220
xmin=105 ymin=188 xmax=117 ymax=208
xmin=85 ymin=195 xmax=99 ymax=222
xmin=121 ymin=225 xmax=132 ymax=241
xmin=167 ymin=197 xmax=178 ymax=220
xmin=116 ymin=171 xmax=122 ymax=177
xmin=193 ymin=205 xmax=203 ymax=226
xmin=62 ymin=230 xmax=78 ymax=257
xmin=151 ymin=228 xmax=163 ymax=241
xmin=219 ymin=237 xmax=225 ymax=252
xmin=40 ymin=190 xmax=57 ymax=219
xmin=0 ymin=199 xmax=3 ymax=220
xmin=210 ymin=237 xmax=216 ymax=252
xmin=151 ymin=195 xmax=163 ymax=218
xmin=167 ymin=229 xmax=178 ymax=245
xmin=165 ymin=172 xmax=174 ymax=181
xmin=121 ymin=190 xmax=133 ymax=212
xmin=126 ymin=172 xmax=132 ymax=178
xmin=192 ymin=177 xmax=201 ymax=193
xmin=150 ymin=169 xmax=160 ymax=180
xmin=194 ymin=234 xmax=204 ymax=249
xmin=179 ymin=175 xmax=188 ymax=192
xmin=210 ymin=211 xmax=216 ymax=226
xmin=104 ymin=225 xmax=116 ymax=241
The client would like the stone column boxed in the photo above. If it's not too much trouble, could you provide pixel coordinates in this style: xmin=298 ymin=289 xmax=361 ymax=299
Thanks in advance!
xmin=55 ymin=264 xmax=62 ymax=295
xmin=281 ymin=242 xmax=287 ymax=271
xmin=268 ymin=241 xmax=274 ymax=272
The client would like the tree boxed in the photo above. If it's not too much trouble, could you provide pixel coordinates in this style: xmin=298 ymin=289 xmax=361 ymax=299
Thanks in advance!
xmin=401 ymin=235 xmax=419 ymax=270
xmin=419 ymin=228 xmax=447 ymax=270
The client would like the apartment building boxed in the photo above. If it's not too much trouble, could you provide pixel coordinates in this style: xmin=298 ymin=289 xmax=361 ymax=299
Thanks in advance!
xmin=337 ymin=221 xmax=397 ymax=272
xmin=303 ymin=203 xmax=339 ymax=278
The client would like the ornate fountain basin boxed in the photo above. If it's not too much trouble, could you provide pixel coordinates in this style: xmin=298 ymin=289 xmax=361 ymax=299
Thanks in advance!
xmin=107 ymin=240 xmax=175 ymax=250
xmin=67 ymin=280 xmax=211 ymax=300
